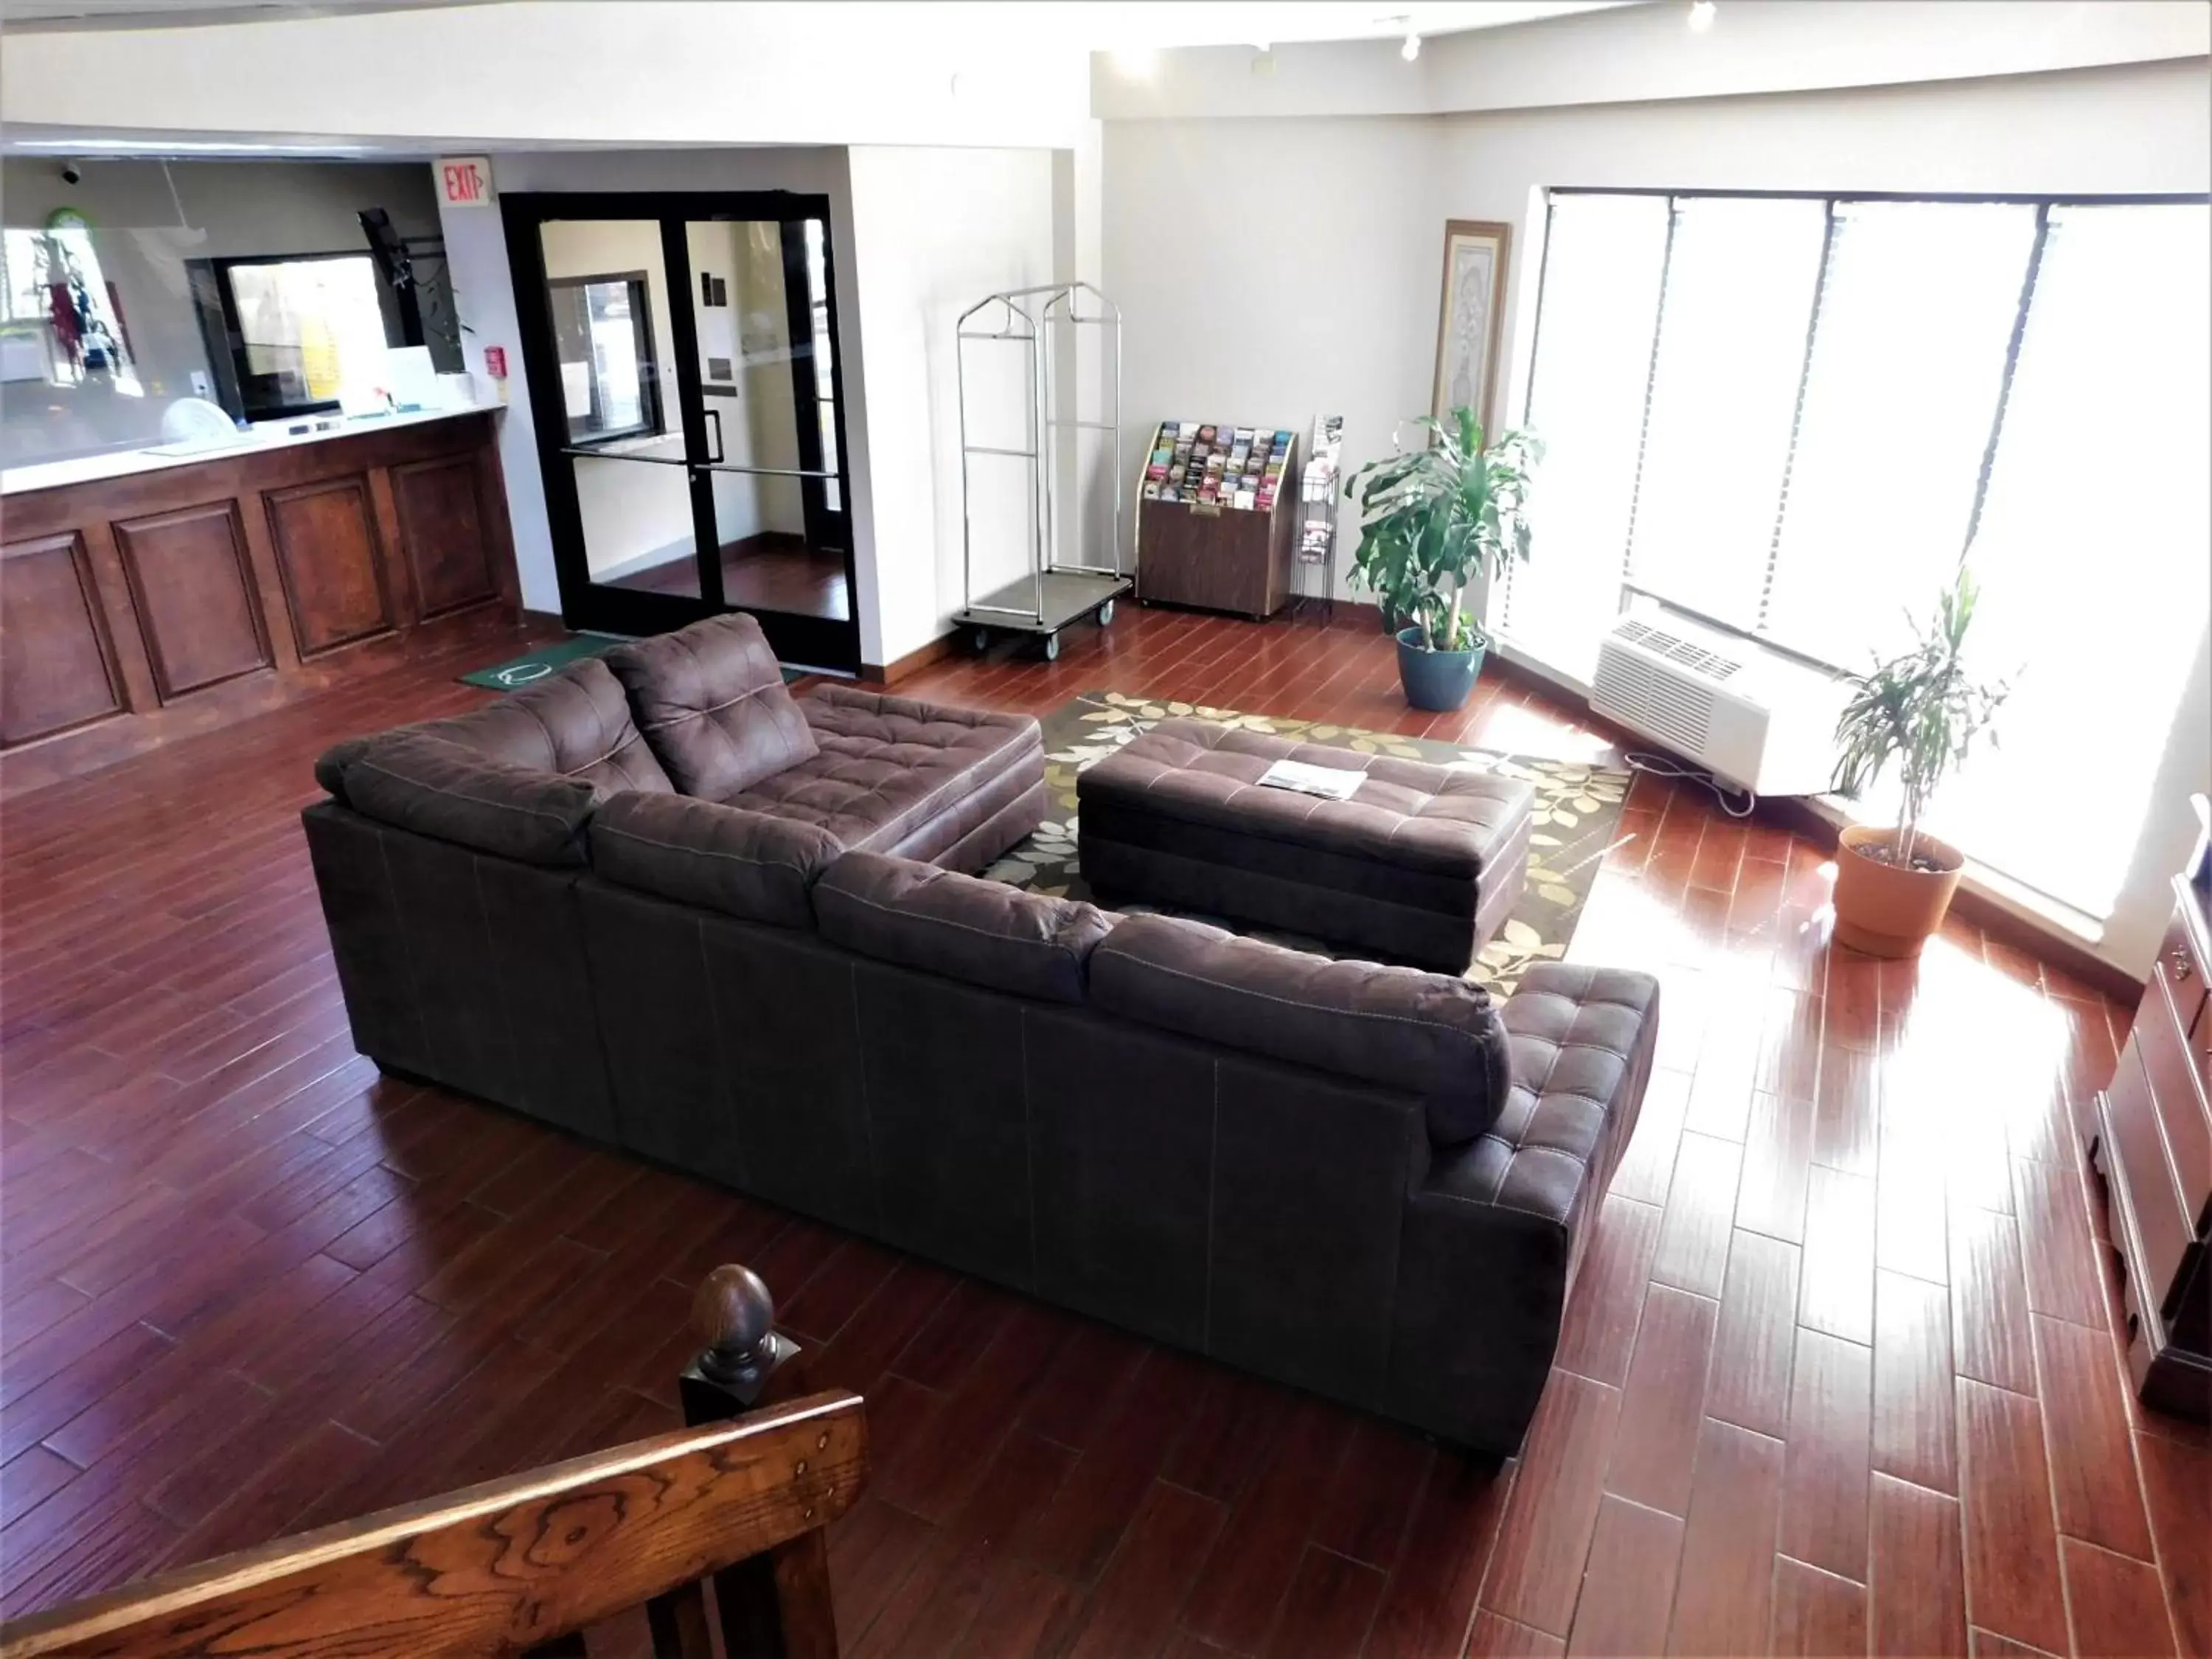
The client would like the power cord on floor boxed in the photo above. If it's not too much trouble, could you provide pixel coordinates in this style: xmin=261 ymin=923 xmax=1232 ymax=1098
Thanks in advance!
xmin=1623 ymin=751 xmax=1759 ymax=819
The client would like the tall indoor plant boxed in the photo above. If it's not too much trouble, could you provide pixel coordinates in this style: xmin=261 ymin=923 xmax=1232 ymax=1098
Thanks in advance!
xmin=1827 ymin=568 xmax=2010 ymax=958
xmin=1346 ymin=408 xmax=1541 ymax=712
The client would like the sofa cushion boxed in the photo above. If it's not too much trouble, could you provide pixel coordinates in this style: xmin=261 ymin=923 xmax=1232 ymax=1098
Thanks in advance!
xmin=425 ymin=657 xmax=672 ymax=791
xmin=606 ymin=614 xmax=817 ymax=798
xmin=313 ymin=657 xmax=669 ymax=804
xmin=813 ymin=851 xmax=1113 ymax=1005
xmin=590 ymin=793 xmax=842 ymax=928
xmin=339 ymin=731 xmax=603 ymax=867
xmin=717 ymin=686 xmax=1042 ymax=855
xmin=1090 ymin=914 xmax=1512 ymax=1143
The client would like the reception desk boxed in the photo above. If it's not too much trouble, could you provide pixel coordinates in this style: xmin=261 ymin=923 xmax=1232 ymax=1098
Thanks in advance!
xmin=1 ymin=406 xmax=518 ymax=796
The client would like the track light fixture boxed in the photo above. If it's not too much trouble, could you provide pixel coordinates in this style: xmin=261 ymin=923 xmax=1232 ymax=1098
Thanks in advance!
xmin=1401 ymin=30 xmax=1422 ymax=60
xmin=1688 ymin=1 xmax=1717 ymax=31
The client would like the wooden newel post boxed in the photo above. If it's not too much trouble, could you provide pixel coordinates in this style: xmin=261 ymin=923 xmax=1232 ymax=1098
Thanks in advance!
xmin=681 ymin=1262 xmax=805 ymax=1425
xmin=647 ymin=1265 xmax=837 ymax=1659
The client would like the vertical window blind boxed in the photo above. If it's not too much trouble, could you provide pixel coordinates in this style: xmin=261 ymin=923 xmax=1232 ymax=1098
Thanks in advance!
xmin=1495 ymin=189 xmax=2211 ymax=919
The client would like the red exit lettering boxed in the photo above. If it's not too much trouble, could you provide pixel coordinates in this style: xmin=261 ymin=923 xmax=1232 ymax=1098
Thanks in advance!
xmin=439 ymin=157 xmax=493 ymax=207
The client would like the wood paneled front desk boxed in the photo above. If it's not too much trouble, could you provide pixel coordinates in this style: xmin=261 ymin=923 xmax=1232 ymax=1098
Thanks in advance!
xmin=1 ymin=407 xmax=519 ymax=796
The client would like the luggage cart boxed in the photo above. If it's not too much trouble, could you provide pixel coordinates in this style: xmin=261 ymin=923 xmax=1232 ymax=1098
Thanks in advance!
xmin=953 ymin=282 xmax=1130 ymax=662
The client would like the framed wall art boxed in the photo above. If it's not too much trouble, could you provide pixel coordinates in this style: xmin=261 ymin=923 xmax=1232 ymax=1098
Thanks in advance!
xmin=1430 ymin=219 xmax=1512 ymax=439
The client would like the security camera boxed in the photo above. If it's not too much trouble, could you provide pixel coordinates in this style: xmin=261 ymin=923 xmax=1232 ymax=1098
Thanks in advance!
xmin=60 ymin=161 xmax=84 ymax=186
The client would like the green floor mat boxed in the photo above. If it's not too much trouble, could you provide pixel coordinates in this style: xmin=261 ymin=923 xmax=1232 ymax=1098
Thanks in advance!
xmin=459 ymin=634 xmax=623 ymax=691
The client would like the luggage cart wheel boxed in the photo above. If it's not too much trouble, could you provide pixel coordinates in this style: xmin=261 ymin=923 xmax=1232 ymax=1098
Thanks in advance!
xmin=1042 ymin=632 xmax=1061 ymax=662
xmin=971 ymin=627 xmax=992 ymax=654
xmin=1095 ymin=599 xmax=1116 ymax=627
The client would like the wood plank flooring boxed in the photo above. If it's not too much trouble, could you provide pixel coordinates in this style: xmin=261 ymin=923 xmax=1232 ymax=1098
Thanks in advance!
xmin=608 ymin=533 xmax=852 ymax=620
xmin=2 ymin=602 xmax=2202 ymax=1657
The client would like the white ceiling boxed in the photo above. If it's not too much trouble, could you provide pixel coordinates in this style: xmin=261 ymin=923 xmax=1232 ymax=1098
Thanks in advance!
xmin=0 ymin=0 xmax=1635 ymax=38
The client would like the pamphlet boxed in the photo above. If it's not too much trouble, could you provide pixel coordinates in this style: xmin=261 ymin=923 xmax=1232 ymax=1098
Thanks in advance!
xmin=1145 ymin=420 xmax=1295 ymax=511
xmin=1256 ymin=758 xmax=1366 ymax=801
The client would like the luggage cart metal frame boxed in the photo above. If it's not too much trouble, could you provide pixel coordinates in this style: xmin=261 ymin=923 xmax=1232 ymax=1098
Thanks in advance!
xmin=953 ymin=282 xmax=1130 ymax=662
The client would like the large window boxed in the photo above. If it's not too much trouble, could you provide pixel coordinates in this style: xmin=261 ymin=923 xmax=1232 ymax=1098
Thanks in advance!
xmin=199 ymin=251 xmax=394 ymax=422
xmin=1501 ymin=190 xmax=2211 ymax=917
xmin=548 ymin=271 xmax=661 ymax=445
xmin=1 ymin=223 xmax=142 ymax=394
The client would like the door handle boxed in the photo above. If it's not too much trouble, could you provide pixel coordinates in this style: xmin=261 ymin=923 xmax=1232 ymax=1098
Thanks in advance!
xmin=704 ymin=408 xmax=725 ymax=465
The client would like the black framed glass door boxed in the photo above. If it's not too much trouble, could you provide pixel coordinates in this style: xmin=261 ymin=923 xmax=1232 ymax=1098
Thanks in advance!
xmin=504 ymin=192 xmax=859 ymax=671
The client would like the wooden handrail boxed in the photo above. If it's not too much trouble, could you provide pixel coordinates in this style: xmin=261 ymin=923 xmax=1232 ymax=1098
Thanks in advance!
xmin=0 ymin=1267 xmax=861 ymax=1659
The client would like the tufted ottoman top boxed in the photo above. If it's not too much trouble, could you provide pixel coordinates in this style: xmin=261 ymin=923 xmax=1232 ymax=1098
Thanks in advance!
xmin=1078 ymin=718 xmax=1534 ymax=877
xmin=715 ymin=684 xmax=1040 ymax=851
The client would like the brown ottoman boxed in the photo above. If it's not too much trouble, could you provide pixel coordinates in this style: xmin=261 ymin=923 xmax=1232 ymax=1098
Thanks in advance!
xmin=1077 ymin=719 xmax=1535 ymax=973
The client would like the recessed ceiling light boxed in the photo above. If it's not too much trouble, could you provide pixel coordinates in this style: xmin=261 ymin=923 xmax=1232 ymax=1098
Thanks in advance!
xmin=1401 ymin=31 xmax=1422 ymax=60
xmin=1688 ymin=1 xmax=1717 ymax=31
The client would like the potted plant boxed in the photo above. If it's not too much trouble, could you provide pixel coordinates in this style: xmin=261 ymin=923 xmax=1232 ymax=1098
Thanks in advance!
xmin=1828 ymin=568 xmax=2010 ymax=959
xmin=1346 ymin=408 xmax=1541 ymax=712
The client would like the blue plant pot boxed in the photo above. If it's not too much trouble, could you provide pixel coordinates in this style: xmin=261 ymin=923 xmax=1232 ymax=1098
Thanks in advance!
xmin=1395 ymin=626 xmax=1486 ymax=712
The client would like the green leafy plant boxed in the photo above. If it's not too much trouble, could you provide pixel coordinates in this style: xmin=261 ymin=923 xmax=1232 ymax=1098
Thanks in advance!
xmin=1830 ymin=568 xmax=2011 ymax=869
xmin=1345 ymin=408 xmax=1542 ymax=653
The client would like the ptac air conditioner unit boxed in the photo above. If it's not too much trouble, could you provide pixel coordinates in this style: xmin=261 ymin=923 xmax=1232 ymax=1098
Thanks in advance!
xmin=1591 ymin=611 xmax=1849 ymax=798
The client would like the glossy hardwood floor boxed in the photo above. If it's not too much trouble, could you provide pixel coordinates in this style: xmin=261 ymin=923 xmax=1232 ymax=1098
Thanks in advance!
xmin=608 ymin=533 xmax=852 ymax=620
xmin=1 ymin=602 xmax=2202 ymax=1658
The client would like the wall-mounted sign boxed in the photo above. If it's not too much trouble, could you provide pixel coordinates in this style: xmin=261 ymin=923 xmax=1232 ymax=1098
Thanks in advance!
xmin=438 ymin=156 xmax=495 ymax=208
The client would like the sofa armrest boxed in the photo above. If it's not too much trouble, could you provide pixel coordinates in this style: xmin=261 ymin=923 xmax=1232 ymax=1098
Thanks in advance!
xmin=339 ymin=731 xmax=602 ymax=868
xmin=589 ymin=792 xmax=842 ymax=928
xmin=1384 ymin=961 xmax=1662 ymax=1453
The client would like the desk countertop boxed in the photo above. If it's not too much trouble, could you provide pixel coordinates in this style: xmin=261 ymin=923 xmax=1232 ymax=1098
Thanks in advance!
xmin=1 ymin=400 xmax=507 ymax=498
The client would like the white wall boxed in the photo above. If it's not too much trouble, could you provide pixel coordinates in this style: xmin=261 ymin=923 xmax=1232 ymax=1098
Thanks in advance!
xmin=1100 ymin=55 xmax=2210 ymax=977
xmin=1093 ymin=0 xmax=2211 ymax=119
xmin=0 ymin=2 xmax=1092 ymax=150
xmin=1103 ymin=115 xmax=1444 ymax=580
xmin=845 ymin=145 xmax=1059 ymax=666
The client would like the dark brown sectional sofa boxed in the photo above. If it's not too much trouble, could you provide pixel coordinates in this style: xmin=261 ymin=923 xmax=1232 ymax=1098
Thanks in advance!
xmin=305 ymin=614 xmax=1660 ymax=1455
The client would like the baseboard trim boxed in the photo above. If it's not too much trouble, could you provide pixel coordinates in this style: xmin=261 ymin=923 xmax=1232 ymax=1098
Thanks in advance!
xmin=861 ymin=631 xmax=959 ymax=686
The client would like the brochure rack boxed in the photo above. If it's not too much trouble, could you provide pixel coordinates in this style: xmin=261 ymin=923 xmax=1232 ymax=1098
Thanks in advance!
xmin=1133 ymin=419 xmax=1299 ymax=620
xmin=1294 ymin=414 xmax=1344 ymax=622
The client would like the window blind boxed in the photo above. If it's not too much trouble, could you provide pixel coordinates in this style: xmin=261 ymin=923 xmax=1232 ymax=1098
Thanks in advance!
xmin=1624 ymin=196 xmax=1826 ymax=636
xmin=1764 ymin=201 xmax=2036 ymax=667
xmin=1503 ymin=188 xmax=2211 ymax=919
xmin=1493 ymin=192 xmax=1669 ymax=678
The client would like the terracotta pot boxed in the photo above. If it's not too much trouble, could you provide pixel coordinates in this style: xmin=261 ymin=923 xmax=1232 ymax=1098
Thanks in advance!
xmin=1832 ymin=824 xmax=1965 ymax=959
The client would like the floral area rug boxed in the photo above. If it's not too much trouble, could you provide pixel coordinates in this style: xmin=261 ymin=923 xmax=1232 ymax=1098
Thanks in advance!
xmin=981 ymin=690 xmax=1632 ymax=996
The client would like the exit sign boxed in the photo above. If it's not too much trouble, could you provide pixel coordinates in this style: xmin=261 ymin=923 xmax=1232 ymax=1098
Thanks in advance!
xmin=438 ymin=156 xmax=494 ymax=207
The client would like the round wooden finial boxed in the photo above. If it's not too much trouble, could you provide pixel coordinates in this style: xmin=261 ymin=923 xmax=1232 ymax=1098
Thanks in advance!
xmin=692 ymin=1264 xmax=775 ymax=1386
